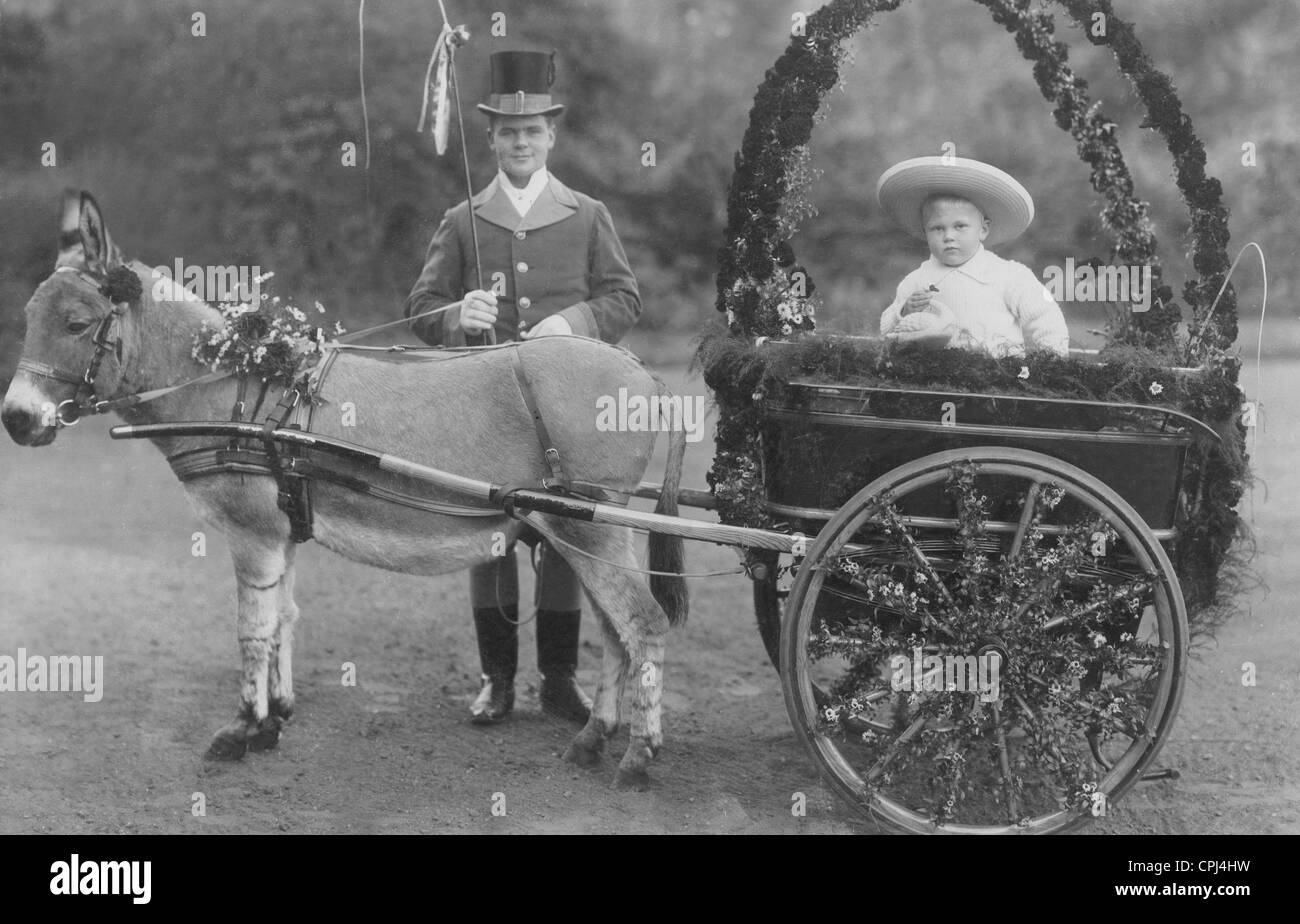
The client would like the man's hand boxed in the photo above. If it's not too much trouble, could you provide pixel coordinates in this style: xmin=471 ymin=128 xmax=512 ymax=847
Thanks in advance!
xmin=901 ymin=289 xmax=933 ymax=316
xmin=457 ymin=290 xmax=499 ymax=333
xmin=519 ymin=315 xmax=572 ymax=339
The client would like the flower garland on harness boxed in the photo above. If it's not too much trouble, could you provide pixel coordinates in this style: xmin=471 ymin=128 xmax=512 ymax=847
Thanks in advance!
xmin=191 ymin=272 xmax=345 ymax=384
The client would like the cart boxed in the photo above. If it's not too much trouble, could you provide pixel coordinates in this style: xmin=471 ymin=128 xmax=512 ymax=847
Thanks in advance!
xmin=746 ymin=354 xmax=1216 ymax=833
xmin=112 ymin=341 xmax=1215 ymax=834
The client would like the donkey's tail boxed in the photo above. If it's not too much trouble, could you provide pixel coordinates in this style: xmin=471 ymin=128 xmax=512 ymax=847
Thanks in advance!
xmin=648 ymin=383 xmax=690 ymax=626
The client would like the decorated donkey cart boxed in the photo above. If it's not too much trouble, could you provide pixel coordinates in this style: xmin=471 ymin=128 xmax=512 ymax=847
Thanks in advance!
xmin=695 ymin=0 xmax=1252 ymax=832
xmin=2 ymin=0 xmax=1251 ymax=834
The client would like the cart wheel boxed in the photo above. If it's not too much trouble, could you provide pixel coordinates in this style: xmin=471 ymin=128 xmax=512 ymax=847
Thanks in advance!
xmin=781 ymin=447 xmax=1187 ymax=834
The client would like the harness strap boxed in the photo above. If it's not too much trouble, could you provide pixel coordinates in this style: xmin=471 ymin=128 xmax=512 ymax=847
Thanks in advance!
xmin=249 ymin=377 xmax=275 ymax=422
xmin=227 ymin=375 xmax=251 ymax=450
xmin=16 ymin=359 xmax=84 ymax=387
xmin=509 ymin=348 xmax=568 ymax=491
xmin=230 ymin=374 xmax=250 ymax=422
xmin=261 ymin=384 xmax=314 ymax=543
xmin=83 ymin=307 xmax=123 ymax=393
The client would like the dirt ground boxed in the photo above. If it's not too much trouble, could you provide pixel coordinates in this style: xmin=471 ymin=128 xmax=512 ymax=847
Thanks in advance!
xmin=1 ymin=348 xmax=1296 ymax=836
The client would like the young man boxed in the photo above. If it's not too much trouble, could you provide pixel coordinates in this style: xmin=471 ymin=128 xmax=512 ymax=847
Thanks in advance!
xmin=404 ymin=51 xmax=641 ymax=725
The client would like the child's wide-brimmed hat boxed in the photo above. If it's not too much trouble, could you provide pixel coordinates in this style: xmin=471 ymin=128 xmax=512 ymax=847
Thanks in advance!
xmin=877 ymin=156 xmax=1035 ymax=246
xmin=477 ymin=50 xmax=565 ymax=117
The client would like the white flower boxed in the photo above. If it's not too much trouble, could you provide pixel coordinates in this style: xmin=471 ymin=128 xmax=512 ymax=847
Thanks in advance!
xmin=315 ymin=301 xmax=326 ymax=314
xmin=1149 ymin=381 xmax=1164 ymax=396
xmin=1018 ymin=366 xmax=1030 ymax=380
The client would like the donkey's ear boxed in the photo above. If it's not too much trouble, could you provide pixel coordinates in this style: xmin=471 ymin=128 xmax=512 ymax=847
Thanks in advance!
xmin=57 ymin=190 xmax=123 ymax=274
xmin=56 ymin=189 xmax=84 ymax=266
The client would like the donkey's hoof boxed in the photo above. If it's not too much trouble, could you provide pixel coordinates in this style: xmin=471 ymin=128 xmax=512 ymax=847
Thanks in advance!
xmin=563 ymin=740 xmax=603 ymax=768
xmin=269 ymin=698 xmax=295 ymax=721
xmin=614 ymin=765 xmax=650 ymax=791
xmin=246 ymin=716 xmax=283 ymax=752
xmin=205 ymin=726 xmax=249 ymax=762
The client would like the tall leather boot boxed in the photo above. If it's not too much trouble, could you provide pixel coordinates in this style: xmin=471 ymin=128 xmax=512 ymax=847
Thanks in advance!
xmin=469 ymin=604 xmax=518 ymax=724
xmin=537 ymin=608 xmax=592 ymax=724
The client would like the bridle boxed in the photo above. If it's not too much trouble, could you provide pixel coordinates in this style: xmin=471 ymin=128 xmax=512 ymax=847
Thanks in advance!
xmin=16 ymin=265 xmax=129 ymax=427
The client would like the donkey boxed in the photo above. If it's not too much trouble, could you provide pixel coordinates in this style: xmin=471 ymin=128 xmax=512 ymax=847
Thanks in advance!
xmin=2 ymin=191 xmax=688 ymax=789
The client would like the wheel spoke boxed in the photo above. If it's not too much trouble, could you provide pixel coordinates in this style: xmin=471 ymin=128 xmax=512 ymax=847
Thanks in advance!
xmin=864 ymin=712 xmax=928 ymax=784
xmin=991 ymin=703 xmax=1019 ymax=823
xmin=874 ymin=503 xmax=961 ymax=614
xmin=1008 ymin=481 xmax=1042 ymax=562
xmin=1040 ymin=579 xmax=1150 ymax=630
xmin=1086 ymin=729 xmax=1113 ymax=771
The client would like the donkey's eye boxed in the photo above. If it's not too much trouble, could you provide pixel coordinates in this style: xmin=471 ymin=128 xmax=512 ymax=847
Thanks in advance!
xmin=66 ymin=319 xmax=93 ymax=334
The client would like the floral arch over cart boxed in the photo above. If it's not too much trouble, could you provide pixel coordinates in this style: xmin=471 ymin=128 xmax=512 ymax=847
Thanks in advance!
xmin=697 ymin=0 xmax=1253 ymax=832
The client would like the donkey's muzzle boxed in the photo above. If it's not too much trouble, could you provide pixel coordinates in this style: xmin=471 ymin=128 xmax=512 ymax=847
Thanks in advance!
xmin=2 ymin=403 xmax=36 ymax=443
xmin=1 ymin=402 xmax=56 ymax=446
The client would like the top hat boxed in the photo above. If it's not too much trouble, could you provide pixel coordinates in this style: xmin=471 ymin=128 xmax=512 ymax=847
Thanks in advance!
xmin=877 ymin=156 xmax=1035 ymax=246
xmin=477 ymin=50 xmax=565 ymax=118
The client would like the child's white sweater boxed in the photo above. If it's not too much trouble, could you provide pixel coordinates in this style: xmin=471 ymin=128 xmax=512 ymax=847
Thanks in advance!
xmin=880 ymin=246 xmax=1069 ymax=357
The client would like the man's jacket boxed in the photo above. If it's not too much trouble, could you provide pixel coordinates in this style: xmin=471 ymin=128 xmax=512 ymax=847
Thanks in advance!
xmin=405 ymin=174 xmax=641 ymax=346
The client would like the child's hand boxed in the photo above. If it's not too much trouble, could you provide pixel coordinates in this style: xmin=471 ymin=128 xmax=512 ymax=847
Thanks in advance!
xmin=901 ymin=289 xmax=933 ymax=316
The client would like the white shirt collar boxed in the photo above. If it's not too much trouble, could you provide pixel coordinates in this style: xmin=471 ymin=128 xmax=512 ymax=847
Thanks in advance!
xmin=926 ymin=244 xmax=998 ymax=284
xmin=496 ymin=167 xmax=550 ymax=216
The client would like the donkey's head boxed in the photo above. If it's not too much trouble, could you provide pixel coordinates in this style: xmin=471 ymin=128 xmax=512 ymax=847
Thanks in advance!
xmin=2 ymin=191 xmax=140 ymax=446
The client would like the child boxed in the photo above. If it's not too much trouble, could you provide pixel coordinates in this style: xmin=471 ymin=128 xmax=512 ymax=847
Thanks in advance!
xmin=877 ymin=156 xmax=1069 ymax=358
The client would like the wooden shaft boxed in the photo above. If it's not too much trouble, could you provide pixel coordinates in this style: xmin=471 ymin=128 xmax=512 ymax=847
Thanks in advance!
xmin=508 ymin=489 xmax=797 ymax=552
xmin=110 ymin=421 xmax=796 ymax=552
xmin=633 ymin=481 xmax=718 ymax=510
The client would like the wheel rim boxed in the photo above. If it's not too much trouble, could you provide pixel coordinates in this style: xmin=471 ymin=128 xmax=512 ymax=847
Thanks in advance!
xmin=781 ymin=448 xmax=1187 ymax=834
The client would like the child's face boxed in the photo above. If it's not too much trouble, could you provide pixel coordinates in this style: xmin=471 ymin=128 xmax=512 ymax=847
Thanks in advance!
xmin=922 ymin=199 xmax=989 ymax=266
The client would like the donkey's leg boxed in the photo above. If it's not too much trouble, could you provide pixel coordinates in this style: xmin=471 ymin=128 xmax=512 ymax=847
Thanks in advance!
xmin=207 ymin=535 xmax=290 ymax=760
xmin=267 ymin=544 xmax=300 ymax=723
xmin=620 ymin=612 xmax=667 ymax=791
xmin=539 ymin=516 xmax=669 ymax=790
xmin=563 ymin=606 xmax=630 ymax=768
